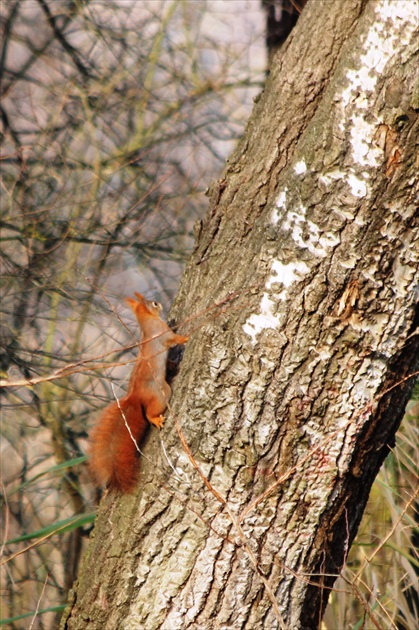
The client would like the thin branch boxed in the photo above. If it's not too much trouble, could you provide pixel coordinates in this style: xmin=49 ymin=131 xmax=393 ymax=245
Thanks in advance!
xmin=37 ymin=0 xmax=93 ymax=79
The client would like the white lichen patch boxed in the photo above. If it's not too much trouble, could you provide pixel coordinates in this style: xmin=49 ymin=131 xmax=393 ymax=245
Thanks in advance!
xmin=320 ymin=169 xmax=368 ymax=199
xmin=347 ymin=172 xmax=368 ymax=198
xmin=318 ymin=170 xmax=346 ymax=187
xmin=243 ymin=259 xmax=309 ymax=344
xmin=319 ymin=231 xmax=341 ymax=249
xmin=294 ymin=160 xmax=307 ymax=174
xmin=270 ymin=259 xmax=310 ymax=288
xmin=282 ymin=204 xmax=340 ymax=258
xmin=242 ymin=296 xmax=282 ymax=345
xmin=340 ymin=0 xmax=417 ymax=167
xmin=274 ymin=179 xmax=342 ymax=256
xmin=272 ymin=187 xmax=287 ymax=224
xmin=318 ymin=0 xmax=418 ymax=214
xmin=346 ymin=114 xmax=383 ymax=168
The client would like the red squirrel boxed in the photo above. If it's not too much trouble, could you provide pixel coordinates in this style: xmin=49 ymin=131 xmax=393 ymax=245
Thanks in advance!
xmin=89 ymin=292 xmax=188 ymax=493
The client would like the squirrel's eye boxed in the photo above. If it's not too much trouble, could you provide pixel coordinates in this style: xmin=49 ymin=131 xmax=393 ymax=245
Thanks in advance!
xmin=152 ymin=301 xmax=159 ymax=308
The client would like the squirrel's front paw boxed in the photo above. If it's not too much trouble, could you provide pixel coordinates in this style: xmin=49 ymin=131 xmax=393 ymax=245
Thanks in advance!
xmin=149 ymin=415 xmax=165 ymax=430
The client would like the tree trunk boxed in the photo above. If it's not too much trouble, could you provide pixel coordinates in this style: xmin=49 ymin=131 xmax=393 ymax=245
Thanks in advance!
xmin=62 ymin=1 xmax=419 ymax=628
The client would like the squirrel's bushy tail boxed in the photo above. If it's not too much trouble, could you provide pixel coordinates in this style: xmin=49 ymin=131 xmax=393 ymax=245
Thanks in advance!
xmin=89 ymin=395 xmax=147 ymax=493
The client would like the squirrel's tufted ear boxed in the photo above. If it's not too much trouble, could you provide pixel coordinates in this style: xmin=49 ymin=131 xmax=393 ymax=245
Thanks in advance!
xmin=134 ymin=292 xmax=146 ymax=303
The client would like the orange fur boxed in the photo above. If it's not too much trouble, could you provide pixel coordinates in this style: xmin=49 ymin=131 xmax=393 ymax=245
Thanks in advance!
xmin=89 ymin=292 xmax=188 ymax=493
xmin=89 ymin=396 xmax=147 ymax=492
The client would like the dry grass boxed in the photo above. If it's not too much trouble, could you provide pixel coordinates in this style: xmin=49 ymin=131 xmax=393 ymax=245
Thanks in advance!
xmin=325 ymin=390 xmax=419 ymax=630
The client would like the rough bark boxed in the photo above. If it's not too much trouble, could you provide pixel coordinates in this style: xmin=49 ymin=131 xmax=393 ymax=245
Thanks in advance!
xmin=62 ymin=1 xmax=419 ymax=628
